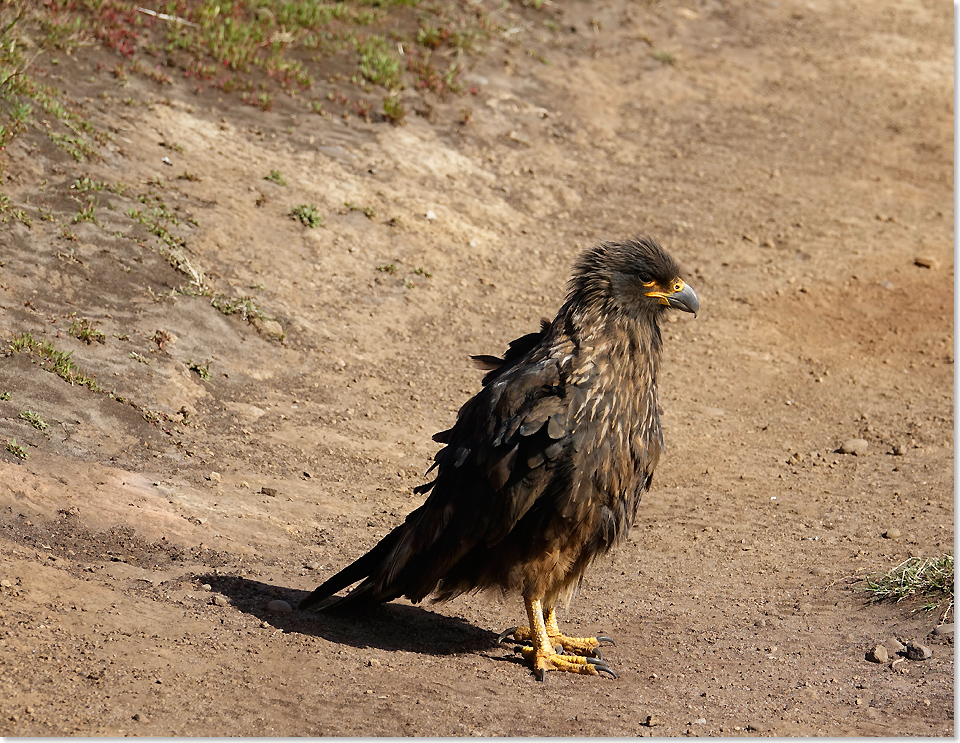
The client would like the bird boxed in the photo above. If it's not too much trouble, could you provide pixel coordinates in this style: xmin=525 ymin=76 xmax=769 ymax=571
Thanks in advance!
xmin=300 ymin=237 xmax=699 ymax=680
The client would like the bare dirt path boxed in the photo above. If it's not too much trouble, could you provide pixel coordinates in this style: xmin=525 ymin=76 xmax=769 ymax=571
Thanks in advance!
xmin=0 ymin=0 xmax=953 ymax=736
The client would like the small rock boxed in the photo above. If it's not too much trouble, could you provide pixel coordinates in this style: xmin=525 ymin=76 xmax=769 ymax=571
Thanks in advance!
xmin=200 ymin=583 xmax=212 ymax=592
xmin=933 ymin=623 xmax=954 ymax=637
xmin=132 ymin=713 xmax=146 ymax=723
xmin=914 ymin=256 xmax=938 ymax=269
xmin=643 ymin=715 xmax=659 ymax=728
xmin=891 ymin=442 xmax=905 ymax=456
xmin=882 ymin=528 xmax=901 ymax=540
xmin=425 ymin=210 xmax=437 ymax=221
xmin=252 ymin=317 xmax=284 ymax=339
xmin=887 ymin=638 xmax=906 ymax=653
xmin=0 ymin=579 xmax=11 ymax=589
xmin=905 ymin=640 xmax=932 ymax=661
xmin=306 ymin=562 xmax=321 ymax=571
xmin=207 ymin=471 xmax=222 ymax=483
xmin=367 ymin=658 xmax=382 ymax=668
xmin=866 ymin=645 xmax=888 ymax=663
xmin=266 ymin=599 xmax=292 ymax=614
xmin=260 ymin=487 xmax=278 ymax=497
xmin=212 ymin=594 xmax=229 ymax=607
xmin=840 ymin=438 xmax=869 ymax=455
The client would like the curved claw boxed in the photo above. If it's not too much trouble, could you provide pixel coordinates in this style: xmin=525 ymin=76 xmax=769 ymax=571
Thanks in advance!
xmin=596 ymin=636 xmax=616 ymax=646
xmin=586 ymin=657 xmax=618 ymax=678
xmin=497 ymin=626 xmax=519 ymax=644
xmin=592 ymin=648 xmax=603 ymax=662
xmin=535 ymin=667 xmax=546 ymax=682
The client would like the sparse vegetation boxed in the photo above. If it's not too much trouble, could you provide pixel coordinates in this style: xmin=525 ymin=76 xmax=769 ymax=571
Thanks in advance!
xmin=19 ymin=410 xmax=47 ymax=430
xmin=69 ymin=317 xmax=106 ymax=344
xmin=864 ymin=554 xmax=954 ymax=618
xmin=377 ymin=263 xmax=398 ymax=274
xmin=290 ymin=203 xmax=322 ymax=228
xmin=10 ymin=333 xmax=103 ymax=391
xmin=264 ymin=170 xmax=288 ymax=186
xmin=344 ymin=201 xmax=375 ymax=219
xmin=6 ymin=438 xmax=27 ymax=460
xmin=187 ymin=360 xmax=211 ymax=380
xmin=653 ymin=50 xmax=676 ymax=66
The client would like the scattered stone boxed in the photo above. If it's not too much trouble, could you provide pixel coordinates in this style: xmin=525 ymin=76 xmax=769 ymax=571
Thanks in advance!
xmin=367 ymin=658 xmax=382 ymax=668
xmin=643 ymin=715 xmax=659 ymax=728
xmin=200 ymin=583 xmax=212 ymax=592
xmin=932 ymin=623 xmax=954 ymax=638
xmin=252 ymin=317 xmax=284 ymax=339
xmin=132 ymin=713 xmax=146 ymax=723
xmin=866 ymin=645 xmax=888 ymax=663
xmin=840 ymin=438 xmax=869 ymax=455
xmin=425 ymin=210 xmax=437 ymax=221
xmin=306 ymin=562 xmax=321 ymax=571
xmin=905 ymin=640 xmax=932 ymax=661
xmin=882 ymin=528 xmax=901 ymax=540
xmin=212 ymin=594 xmax=229 ymax=607
xmin=891 ymin=442 xmax=905 ymax=456
xmin=207 ymin=471 xmax=222 ymax=483
xmin=887 ymin=638 xmax=906 ymax=654
xmin=0 ymin=579 xmax=11 ymax=589
xmin=260 ymin=486 xmax=278 ymax=497
xmin=266 ymin=599 xmax=292 ymax=614
xmin=914 ymin=256 xmax=938 ymax=269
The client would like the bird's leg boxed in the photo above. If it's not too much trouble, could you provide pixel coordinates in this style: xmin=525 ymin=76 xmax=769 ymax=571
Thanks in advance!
xmin=542 ymin=604 xmax=615 ymax=658
xmin=501 ymin=596 xmax=615 ymax=680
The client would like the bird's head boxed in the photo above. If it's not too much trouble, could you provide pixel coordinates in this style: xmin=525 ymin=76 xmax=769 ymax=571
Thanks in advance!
xmin=568 ymin=237 xmax=699 ymax=322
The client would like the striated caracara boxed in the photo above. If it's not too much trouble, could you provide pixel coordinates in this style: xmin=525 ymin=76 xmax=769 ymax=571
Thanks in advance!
xmin=301 ymin=237 xmax=699 ymax=680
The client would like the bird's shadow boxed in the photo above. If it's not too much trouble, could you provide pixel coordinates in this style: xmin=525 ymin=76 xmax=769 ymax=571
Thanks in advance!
xmin=198 ymin=573 xmax=501 ymax=656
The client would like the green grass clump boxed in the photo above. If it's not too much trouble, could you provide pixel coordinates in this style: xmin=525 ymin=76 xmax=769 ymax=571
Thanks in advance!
xmin=864 ymin=554 xmax=954 ymax=617
xmin=356 ymin=36 xmax=401 ymax=89
xmin=6 ymin=438 xmax=27 ymax=459
xmin=9 ymin=333 xmax=103 ymax=391
xmin=290 ymin=203 xmax=322 ymax=228
xmin=69 ymin=317 xmax=106 ymax=344
xmin=19 ymin=410 xmax=47 ymax=430
xmin=264 ymin=169 xmax=288 ymax=186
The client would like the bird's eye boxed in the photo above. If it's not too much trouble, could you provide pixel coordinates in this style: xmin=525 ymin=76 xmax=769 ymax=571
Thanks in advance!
xmin=672 ymin=280 xmax=683 ymax=292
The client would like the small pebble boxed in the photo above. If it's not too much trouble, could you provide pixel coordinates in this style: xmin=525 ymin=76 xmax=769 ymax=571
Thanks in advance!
xmin=914 ymin=256 xmax=938 ymax=269
xmin=905 ymin=640 xmax=932 ymax=661
xmin=866 ymin=645 xmax=888 ymax=663
xmin=882 ymin=528 xmax=901 ymax=540
xmin=306 ymin=562 xmax=321 ymax=571
xmin=266 ymin=599 xmax=292 ymax=614
xmin=933 ymin=623 xmax=954 ymax=637
xmin=132 ymin=713 xmax=146 ymax=723
xmin=887 ymin=638 xmax=906 ymax=653
xmin=367 ymin=658 xmax=382 ymax=668
xmin=208 ymin=471 xmax=222 ymax=483
xmin=261 ymin=487 xmax=278 ymax=497
xmin=425 ymin=210 xmax=437 ymax=221
xmin=212 ymin=594 xmax=229 ymax=607
xmin=891 ymin=442 xmax=905 ymax=456
xmin=200 ymin=583 xmax=212 ymax=592
xmin=644 ymin=715 xmax=659 ymax=728
xmin=0 ymin=579 xmax=11 ymax=588
xmin=840 ymin=438 xmax=869 ymax=455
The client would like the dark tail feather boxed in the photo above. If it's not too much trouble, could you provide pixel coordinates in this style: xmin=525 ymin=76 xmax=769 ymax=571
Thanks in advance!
xmin=299 ymin=523 xmax=409 ymax=612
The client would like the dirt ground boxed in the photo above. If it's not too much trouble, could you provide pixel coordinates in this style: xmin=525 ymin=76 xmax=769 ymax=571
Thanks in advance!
xmin=0 ymin=0 xmax=954 ymax=736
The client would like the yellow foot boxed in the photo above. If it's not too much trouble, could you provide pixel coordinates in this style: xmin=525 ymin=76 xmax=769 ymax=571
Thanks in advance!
xmin=498 ymin=625 xmax=615 ymax=659
xmin=518 ymin=645 xmax=616 ymax=680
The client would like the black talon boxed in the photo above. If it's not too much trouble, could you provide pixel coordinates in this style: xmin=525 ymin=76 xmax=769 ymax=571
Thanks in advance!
xmin=597 ymin=636 xmax=616 ymax=646
xmin=586 ymin=657 xmax=618 ymax=678
xmin=592 ymin=648 xmax=603 ymax=662
xmin=555 ymin=644 xmax=564 ymax=655
xmin=497 ymin=627 xmax=519 ymax=644
xmin=535 ymin=668 xmax=546 ymax=682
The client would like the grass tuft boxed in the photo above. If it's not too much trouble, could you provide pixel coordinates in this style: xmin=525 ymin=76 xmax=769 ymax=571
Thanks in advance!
xmin=863 ymin=554 xmax=954 ymax=618
xmin=290 ymin=203 xmax=322 ymax=228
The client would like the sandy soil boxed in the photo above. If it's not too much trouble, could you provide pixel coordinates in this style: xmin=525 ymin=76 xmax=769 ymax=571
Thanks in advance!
xmin=0 ymin=0 xmax=953 ymax=736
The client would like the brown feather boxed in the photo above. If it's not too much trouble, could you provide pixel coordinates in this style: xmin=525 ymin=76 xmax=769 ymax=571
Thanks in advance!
xmin=300 ymin=237 xmax=695 ymax=616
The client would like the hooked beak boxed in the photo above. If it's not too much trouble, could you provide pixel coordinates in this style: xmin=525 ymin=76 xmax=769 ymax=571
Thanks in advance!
xmin=666 ymin=283 xmax=699 ymax=316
